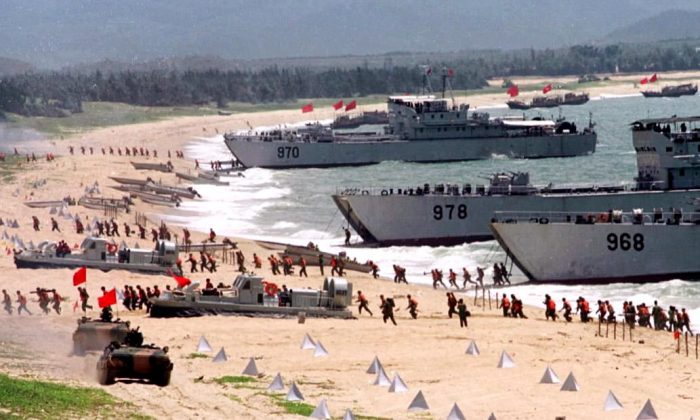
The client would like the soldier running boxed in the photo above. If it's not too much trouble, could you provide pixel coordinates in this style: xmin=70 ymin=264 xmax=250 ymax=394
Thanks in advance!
xmin=50 ymin=217 xmax=60 ymax=232
xmin=3 ymin=289 xmax=13 ymax=315
xmin=356 ymin=291 xmax=373 ymax=316
xmin=79 ymin=287 xmax=93 ymax=312
xmin=457 ymin=298 xmax=468 ymax=328
xmin=16 ymin=291 xmax=31 ymax=315
xmin=298 ymin=256 xmax=308 ymax=278
xmin=51 ymin=289 xmax=62 ymax=315
xmin=406 ymin=294 xmax=418 ymax=319
xmin=560 ymin=298 xmax=573 ymax=322
xmin=379 ymin=295 xmax=397 ymax=326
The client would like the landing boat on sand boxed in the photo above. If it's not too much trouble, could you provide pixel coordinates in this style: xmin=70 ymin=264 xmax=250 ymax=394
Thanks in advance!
xmin=149 ymin=274 xmax=354 ymax=319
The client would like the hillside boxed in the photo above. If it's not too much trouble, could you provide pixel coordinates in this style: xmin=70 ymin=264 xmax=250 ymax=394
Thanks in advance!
xmin=603 ymin=10 xmax=700 ymax=44
xmin=2 ymin=0 xmax=700 ymax=69
xmin=0 ymin=57 xmax=33 ymax=76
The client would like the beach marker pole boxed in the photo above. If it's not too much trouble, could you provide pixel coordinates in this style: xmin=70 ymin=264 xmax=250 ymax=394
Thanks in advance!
xmin=613 ymin=322 xmax=616 ymax=340
xmin=695 ymin=335 xmax=698 ymax=359
xmin=629 ymin=324 xmax=632 ymax=342
xmin=622 ymin=321 xmax=625 ymax=341
xmin=482 ymin=288 xmax=485 ymax=311
xmin=474 ymin=287 xmax=478 ymax=306
xmin=488 ymin=290 xmax=492 ymax=310
xmin=677 ymin=333 xmax=680 ymax=354
xmin=597 ymin=319 xmax=601 ymax=337
xmin=685 ymin=332 xmax=689 ymax=357
xmin=605 ymin=321 xmax=609 ymax=338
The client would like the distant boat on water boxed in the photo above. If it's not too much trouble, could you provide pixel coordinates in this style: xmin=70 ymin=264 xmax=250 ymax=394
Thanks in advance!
xmin=507 ymin=92 xmax=590 ymax=110
xmin=642 ymin=83 xmax=698 ymax=98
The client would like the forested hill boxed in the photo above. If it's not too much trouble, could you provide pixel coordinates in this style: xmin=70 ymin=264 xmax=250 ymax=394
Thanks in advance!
xmin=603 ymin=10 xmax=700 ymax=44
xmin=0 ymin=57 xmax=33 ymax=76
xmin=2 ymin=0 xmax=700 ymax=69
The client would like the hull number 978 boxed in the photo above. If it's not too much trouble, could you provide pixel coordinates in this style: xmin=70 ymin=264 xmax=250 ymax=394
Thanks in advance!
xmin=433 ymin=204 xmax=467 ymax=220
xmin=606 ymin=233 xmax=644 ymax=251
xmin=277 ymin=146 xmax=299 ymax=159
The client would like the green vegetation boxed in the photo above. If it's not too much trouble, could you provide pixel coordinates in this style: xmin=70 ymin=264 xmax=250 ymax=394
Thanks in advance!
xmin=268 ymin=394 xmax=315 ymax=417
xmin=214 ymin=375 xmax=258 ymax=385
xmin=0 ymin=373 xmax=151 ymax=419
xmin=185 ymin=352 xmax=210 ymax=359
xmin=0 ymin=155 xmax=27 ymax=182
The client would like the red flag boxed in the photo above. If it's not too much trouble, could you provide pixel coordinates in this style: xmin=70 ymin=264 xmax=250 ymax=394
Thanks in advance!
xmin=640 ymin=77 xmax=648 ymax=85
xmin=332 ymin=100 xmax=343 ymax=111
xmin=345 ymin=100 xmax=357 ymax=112
xmin=73 ymin=266 xmax=86 ymax=286
xmin=542 ymin=84 xmax=552 ymax=94
xmin=172 ymin=274 xmax=192 ymax=288
xmin=301 ymin=103 xmax=314 ymax=113
xmin=650 ymin=73 xmax=658 ymax=83
xmin=98 ymin=288 xmax=117 ymax=308
xmin=447 ymin=68 xmax=455 ymax=77
xmin=507 ymin=85 xmax=519 ymax=97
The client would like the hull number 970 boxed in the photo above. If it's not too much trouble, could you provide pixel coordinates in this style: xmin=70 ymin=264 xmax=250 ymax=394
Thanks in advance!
xmin=433 ymin=204 xmax=467 ymax=220
xmin=277 ymin=146 xmax=299 ymax=159
xmin=606 ymin=233 xmax=644 ymax=251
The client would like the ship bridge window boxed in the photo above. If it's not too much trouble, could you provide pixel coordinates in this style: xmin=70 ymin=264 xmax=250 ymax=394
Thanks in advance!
xmin=680 ymin=169 xmax=686 ymax=176
xmin=440 ymin=114 xmax=444 ymax=119
xmin=431 ymin=114 xmax=435 ymax=119
xmin=666 ymin=147 xmax=673 ymax=152
xmin=419 ymin=128 xmax=424 ymax=133
xmin=242 ymin=281 xmax=251 ymax=290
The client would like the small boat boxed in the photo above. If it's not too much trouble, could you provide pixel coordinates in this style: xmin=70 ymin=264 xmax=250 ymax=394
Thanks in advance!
xmin=111 ymin=185 xmax=198 ymax=200
xmin=131 ymin=161 xmax=174 ymax=173
xmin=562 ymin=92 xmax=589 ymax=105
xmin=78 ymin=196 xmax=131 ymax=211
xmin=14 ymin=237 xmax=180 ymax=275
xmin=642 ymin=83 xmax=698 ymax=98
xmin=138 ymin=194 xmax=180 ymax=208
xmin=258 ymin=241 xmax=372 ymax=273
xmin=24 ymin=200 xmax=69 ymax=208
xmin=149 ymin=274 xmax=354 ymax=319
xmin=109 ymin=176 xmax=151 ymax=186
xmin=175 ymin=172 xmax=229 ymax=186
xmin=506 ymin=100 xmax=530 ymax=110
xmin=331 ymin=111 xmax=389 ymax=129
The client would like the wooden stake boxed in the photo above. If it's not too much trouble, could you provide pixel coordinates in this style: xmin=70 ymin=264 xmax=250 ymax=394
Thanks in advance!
xmin=685 ymin=332 xmax=689 ymax=357
xmin=613 ymin=322 xmax=617 ymax=340
xmin=482 ymin=288 xmax=485 ymax=311
xmin=488 ymin=290 xmax=492 ymax=310
xmin=605 ymin=321 xmax=609 ymax=338
xmin=474 ymin=287 xmax=478 ymax=306
xmin=597 ymin=319 xmax=601 ymax=337
xmin=622 ymin=321 xmax=625 ymax=341
xmin=695 ymin=335 xmax=698 ymax=360
xmin=629 ymin=324 xmax=633 ymax=342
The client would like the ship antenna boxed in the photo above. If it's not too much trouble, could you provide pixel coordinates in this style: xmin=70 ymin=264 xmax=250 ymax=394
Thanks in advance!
xmin=419 ymin=65 xmax=433 ymax=95
xmin=441 ymin=67 xmax=456 ymax=108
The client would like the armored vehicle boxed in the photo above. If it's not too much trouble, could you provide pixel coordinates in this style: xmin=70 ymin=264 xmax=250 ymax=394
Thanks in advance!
xmin=72 ymin=317 xmax=130 ymax=355
xmin=97 ymin=328 xmax=173 ymax=386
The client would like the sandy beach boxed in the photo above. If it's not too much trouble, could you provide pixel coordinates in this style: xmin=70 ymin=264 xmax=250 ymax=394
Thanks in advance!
xmin=1 ymin=71 xmax=700 ymax=419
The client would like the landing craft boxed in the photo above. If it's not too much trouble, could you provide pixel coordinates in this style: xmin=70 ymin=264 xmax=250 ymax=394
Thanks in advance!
xmin=333 ymin=116 xmax=700 ymax=246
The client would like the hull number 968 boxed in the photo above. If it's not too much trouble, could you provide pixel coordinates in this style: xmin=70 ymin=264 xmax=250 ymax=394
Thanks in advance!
xmin=433 ymin=204 xmax=467 ymax=220
xmin=277 ymin=146 xmax=299 ymax=159
xmin=606 ymin=233 xmax=644 ymax=251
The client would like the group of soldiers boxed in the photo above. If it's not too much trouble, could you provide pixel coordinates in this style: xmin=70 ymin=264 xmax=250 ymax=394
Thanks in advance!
xmin=1 ymin=287 xmax=93 ymax=316
xmin=120 ymin=284 xmax=163 ymax=314
xmin=183 ymin=251 xmax=218 ymax=274
xmin=68 ymin=145 xmax=185 ymax=160
xmin=354 ymin=291 xmax=425 ymax=326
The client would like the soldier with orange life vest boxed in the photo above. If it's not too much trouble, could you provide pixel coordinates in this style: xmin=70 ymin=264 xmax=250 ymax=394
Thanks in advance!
xmin=16 ymin=291 xmax=31 ymax=315
xmin=448 ymin=269 xmax=458 ymax=289
xmin=379 ymin=295 xmax=397 ymax=326
xmin=356 ymin=290 xmax=373 ymax=316
xmin=253 ymin=253 xmax=262 ymax=269
xmin=51 ymin=289 xmax=62 ymax=315
xmin=576 ymin=297 xmax=591 ymax=322
xmin=330 ymin=256 xmax=338 ymax=276
xmin=605 ymin=300 xmax=616 ymax=323
xmin=544 ymin=294 xmax=557 ymax=321
xmin=511 ymin=294 xmax=527 ymax=319
xmin=596 ymin=300 xmax=607 ymax=322
xmin=446 ymin=292 xmax=458 ymax=318
xmin=560 ymin=298 xmax=573 ymax=322
xmin=462 ymin=267 xmax=475 ymax=288
xmin=2 ymin=290 xmax=12 ymax=315
xmin=188 ymin=253 xmax=198 ymax=273
xmin=499 ymin=293 xmax=511 ymax=317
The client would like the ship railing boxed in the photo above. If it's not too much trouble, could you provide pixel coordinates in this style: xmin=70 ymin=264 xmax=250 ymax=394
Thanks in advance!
xmin=493 ymin=210 xmax=699 ymax=225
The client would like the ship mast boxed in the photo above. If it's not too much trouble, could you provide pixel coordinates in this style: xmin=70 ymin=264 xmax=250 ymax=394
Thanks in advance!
xmin=441 ymin=67 xmax=456 ymax=109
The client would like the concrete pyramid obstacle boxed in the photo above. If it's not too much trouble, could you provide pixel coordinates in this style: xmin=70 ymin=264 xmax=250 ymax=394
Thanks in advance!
xmin=242 ymin=358 xmax=259 ymax=376
xmin=117 ymin=289 xmax=125 ymax=302
xmin=1 ymin=231 xmax=8 ymax=240
xmin=313 ymin=341 xmax=329 ymax=357
xmin=301 ymin=333 xmax=316 ymax=350
xmin=134 ymin=242 xmax=141 ymax=249
xmin=212 ymin=347 xmax=227 ymax=363
xmin=58 ymin=208 xmax=64 ymax=217
xmin=447 ymin=403 xmax=466 ymax=420
xmin=197 ymin=336 xmax=212 ymax=352
xmin=560 ymin=372 xmax=580 ymax=392
xmin=120 ymin=240 xmax=128 ymax=249
xmin=388 ymin=373 xmax=408 ymax=393
xmin=310 ymin=399 xmax=331 ymax=419
xmin=604 ymin=390 xmax=623 ymax=411
xmin=11 ymin=220 xmax=19 ymax=228
xmin=407 ymin=390 xmax=429 ymax=412
xmin=366 ymin=355 xmax=382 ymax=374
xmin=488 ymin=413 xmax=497 ymax=420
xmin=636 ymin=399 xmax=658 ymax=420
xmin=267 ymin=373 xmax=285 ymax=392
xmin=497 ymin=351 xmax=515 ymax=368
xmin=465 ymin=340 xmax=480 ymax=356
xmin=286 ymin=381 xmax=304 ymax=401
xmin=540 ymin=365 xmax=560 ymax=384
xmin=372 ymin=366 xmax=391 ymax=387
xmin=49 ymin=207 xmax=57 ymax=215
xmin=342 ymin=409 xmax=356 ymax=420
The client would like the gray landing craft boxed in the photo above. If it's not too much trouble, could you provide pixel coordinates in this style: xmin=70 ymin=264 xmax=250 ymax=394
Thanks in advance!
xmin=333 ymin=116 xmax=700 ymax=246
xmin=224 ymin=96 xmax=596 ymax=169
xmin=490 ymin=208 xmax=700 ymax=284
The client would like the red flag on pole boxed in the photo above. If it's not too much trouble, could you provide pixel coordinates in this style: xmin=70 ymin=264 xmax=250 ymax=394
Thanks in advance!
xmin=98 ymin=288 xmax=117 ymax=308
xmin=650 ymin=73 xmax=658 ymax=83
xmin=542 ymin=84 xmax=552 ymax=94
xmin=332 ymin=100 xmax=344 ymax=111
xmin=172 ymin=274 xmax=192 ymax=288
xmin=345 ymin=100 xmax=357 ymax=112
xmin=301 ymin=103 xmax=314 ymax=113
xmin=73 ymin=266 xmax=86 ymax=286
xmin=447 ymin=68 xmax=455 ymax=77
xmin=507 ymin=85 xmax=519 ymax=97
xmin=640 ymin=77 xmax=648 ymax=85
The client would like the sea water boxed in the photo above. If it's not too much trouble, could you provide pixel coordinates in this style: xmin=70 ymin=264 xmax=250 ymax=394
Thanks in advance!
xmin=167 ymin=94 xmax=700 ymax=328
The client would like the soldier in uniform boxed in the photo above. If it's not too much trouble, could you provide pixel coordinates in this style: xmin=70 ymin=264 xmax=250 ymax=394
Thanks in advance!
xmin=79 ymin=287 xmax=93 ymax=313
xmin=298 ymin=256 xmax=308 ymax=278
xmin=50 ymin=217 xmax=60 ymax=232
xmin=188 ymin=253 xmax=198 ymax=273
xmin=457 ymin=298 xmax=469 ymax=328
xmin=318 ymin=254 xmax=324 ymax=276
xmin=16 ymin=291 xmax=31 ymax=315
xmin=344 ymin=227 xmax=351 ymax=246
xmin=51 ymin=289 xmax=62 ymax=315
xmin=355 ymin=290 xmax=373 ymax=316
xmin=32 ymin=216 xmax=40 ymax=231
xmin=379 ymin=295 xmax=397 ymax=326
xmin=406 ymin=294 xmax=418 ymax=319
xmin=3 ymin=289 xmax=13 ymax=315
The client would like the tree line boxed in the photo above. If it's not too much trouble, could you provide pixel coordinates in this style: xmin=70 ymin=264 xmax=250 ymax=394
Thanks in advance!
xmin=2 ymin=41 xmax=700 ymax=117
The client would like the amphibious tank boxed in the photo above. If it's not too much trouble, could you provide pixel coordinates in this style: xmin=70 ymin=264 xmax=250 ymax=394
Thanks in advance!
xmin=72 ymin=317 xmax=131 ymax=355
xmin=96 ymin=328 xmax=173 ymax=386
